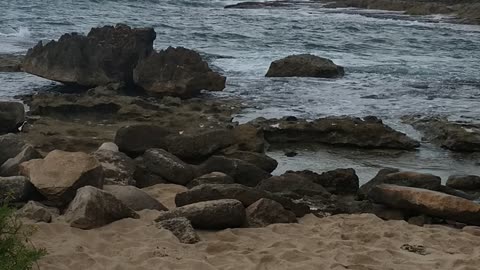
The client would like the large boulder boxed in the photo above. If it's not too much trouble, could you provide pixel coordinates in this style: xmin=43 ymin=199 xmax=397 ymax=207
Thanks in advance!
xmin=369 ymin=184 xmax=480 ymax=225
xmin=0 ymin=176 xmax=39 ymax=203
xmin=133 ymin=157 xmax=169 ymax=188
xmin=103 ymin=185 xmax=168 ymax=211
xmin=196 ymin=156 xmax=271 ymax=187
xmin=251 ymin=116 xmax=419 ymax=150
xmin=447 ymin=175 xmax=480 ymax=192
xmin=141 ymin=148 xmax=195 ymax=185
xmin=156 ymin=217 xmax=200 ymax=244
xmin=133 ymin=46 xmax=226 ymax=98
xmin=115 ymin=125 xmax=172 ymax=156
xmin=0 ymin=134 xmax=26 ymax=165
xmin=265 ymin=54 xmax=344 ymax=78
xmin=256 ymin=173 xmax=330 ymax=198
xmin=0 ymin=54 xmax=23 ymax=72
xmin=93 ymin=149 xmax=136 ymax=186
xmin=187 ymin=172 xmax=235 ymax=188
xmin=23 ymin=24 xmax=156 ymax=86
xmin=65 ymin=186 xmax=139 ymax=229
xmin=155 ymin=199 xmax=246 ymax=229
xmin=175 ymin=184 xmax=310 ymax=217
xmin=231 ymin=123 xmax=266 ymax=153
xmin=19 ymin=150 xmax=104 ymax=204
xmin=286 ymin=168 xmax=359 ymax=195
xmin=0 ymin=102 xmax=25 ymax=134
xmin=0 ymin=145 xmax=41 ymax=176
xmin=246 ymin=198 xmax=297 ymax=227
xmin=221 ymin=150 xmax=278 ymax=173
xmin=16 ymin=201 xmax=59 ymax=223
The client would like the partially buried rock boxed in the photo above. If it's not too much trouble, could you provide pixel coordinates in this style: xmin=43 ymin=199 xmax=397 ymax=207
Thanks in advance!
xmin=142 ymin=148 xmax=195 ymax=185
xmin=155 ymin=199 xmax=245 ymax=230
xmin=246 ymin=198 xmax=297 ymax=227
xmin=16 ymin=201 xmax=59 ymax=223
xmin=23 ymin=24 xmax=156 ymax=86
xmin=103 ymin=185 xmax=168 ymax=211
xmin=0 ymin=145 xmax=42 ymax=177
xmin=369 ymin=184 xmax=480 ymax=226
xmin=446 ymin=175 xmax=480 ymax=192
xmin=133 ymin=46 xmax=226 ymax=98
xmin=266 ymin=54 xmax=344 ymax=78
xmin=0 ymin=102 xmax=25 ymax=134
xmin=65 ymin=186 xmax=139 ymax=229
xmin=156 ymin=217 xmax=200 ymax=244
xmin=94 ymin=149 xmax=136 ymax=186
xmin=19 ymin=150 xmax=104 ymax=204
xmin=187 ymin=172 xmax=235 ymax=189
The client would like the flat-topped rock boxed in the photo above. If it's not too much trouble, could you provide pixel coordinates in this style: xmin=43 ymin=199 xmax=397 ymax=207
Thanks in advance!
xmin=266 ymin=54 xmax=344 ymax=78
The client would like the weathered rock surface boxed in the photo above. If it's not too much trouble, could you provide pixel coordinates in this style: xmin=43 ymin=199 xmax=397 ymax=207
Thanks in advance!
xmin=65 ymin=186 xmax=139 ymax=229
xmin=246 ymin=198 xmax=297 ymax=227
xmin=103 ymin=185 xmax=168 ymax=211
xmin=447 ymin=175 xmax=480 ymax=191
xmin=175 ymin=184 xmax=310 ymax=217
xmin=115 ymin=125 xmax=172 ymax=156
xmin=251 ymin=116 xmax=419 ymax=150
xmin=16 ymin=201 xmax=59 ymax=223
xmin=155 ymin=199 xmax=246 ymax=229
xmin=0 ymin=101 xmax=25 ymax=134
xmin=187 ymin=172 xmax=235 ymax=188
xmin=0 ymin=145 xmax=41 ymax=176
xmin=196 ymin=156 xmax=271 ymax=187
xmin=0 ymin=54 xmax=23 ymax=72
xmin=287 ymin=169 xmax=359 ymax=195
xmin=221 ymin=150 xmax=278 ymax=173
xmin=19 ymin=150 xmax=104 ymax=204
xmin=369 ymin=184 xmax=480 ymax=225
xmin=256 ymin=173 xmax=330 ymax=198
xmin=133 ymin=157 xmax=169 ymax=188
xmin=142 ymin=148 xmax=195 ymax=185
xmin=156 ymin=217 xmax=200 ymax=244
xmin=133 ymin=46 xmax=226 ymax=98
xmin=23 ymin=24 xmax=156 ymax=86
xmin=0 ymin=176 xmax=39 ymax=203
xmin=94 ymin=149 xmax=136 ymax=186
xmin=0 ymin=134 xmax=26 ymax=165
xmin=231 ymin=123 xmax=266 ymax=153
xmin=265 ymin=54 xmax=345 ymax=78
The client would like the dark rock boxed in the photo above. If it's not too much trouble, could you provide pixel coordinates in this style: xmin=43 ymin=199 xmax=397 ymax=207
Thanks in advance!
xmin=187 ymin=172 xmax=235 ymax=189
xmin=225 ymin=1 xmax=292 ymax=9
xmin=221 ymin=150 xmax=278 ymax=173
xmin=133 ymin=157 xmax=169 ymax=188
xmin=0 ymin=134 xmax=26 ymax=164
xmin=23 ymin=24 xmax=156 ymax=86
xmin=447 ymin=175 xmax=480 ymax=191
xmin=196 ymin=156 xmax=271 ymax=187
xmin=142 ymin=148 xmax=195 ymax=185
xmin=246 ymin=198 xmax=297 ymax=227
xmin=256 ymin=173 xmax=331 ymax=197
xmin=0 ymin=145 xmax=41 ymax=176
xmin=65 ymin=186 xmax=139 ymax=229
xmin=266 ymin=54 xmax=344 ymax=78
xmin=0 ymin=54 xmax=23 ymax=72
xmin=0 ymin=176 xmax=39 ymax=204
xmin=175 ymin=184 xmax=310 ymax=217
xmin=133 ymin=47 xmax=225 ymax=98
xmin=408 ymin=215 xmax=433 ymax=227
xmin=285 ymin=151 xmax=298 ymax=157
xmin=0 ymin=102 xmax=25 ymax=134
xmin=103 ymin=185 xmax=168 ymax=211
xmin=94 ymin=149 xmax=136 ymax=186
xmin=438 ymin=185 xmax=479 ymax=201
xmin=155 ymin=199 xmax=246 ymax=230
xmin=16 ymin=201 xmax=59 ymax=223
xmin=156 ymin=217 xmax=200 ymax=244
xmin=231 ymin=124 xmax=266 ymax=153
xmin=289 ymin=168 xmax=359 ymax=195
xmin=115 ymin=125 xmax=172 ymax=156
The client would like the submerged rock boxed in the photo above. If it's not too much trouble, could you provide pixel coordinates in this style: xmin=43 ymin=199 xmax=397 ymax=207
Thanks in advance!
xmin=266 ymin=54 xmax=344 ymax=78
xmin=0 ymin=54 xmax=23 ymax=72
xmin=0 ymin=102 xmax=25 ymax=134
xmin=246 ymin=198 xmax=297 ymax=227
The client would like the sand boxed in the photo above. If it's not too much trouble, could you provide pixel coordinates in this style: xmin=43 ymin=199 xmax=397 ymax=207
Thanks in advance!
xmin=28 ymin=184 xmax=480 ymax=270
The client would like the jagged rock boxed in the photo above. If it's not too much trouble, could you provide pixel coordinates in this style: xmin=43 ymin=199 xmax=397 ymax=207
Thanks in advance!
xmin=256 ymin=173 xmax=330 ymax=198
xmin=103 ymin=185 xmax=167 ymax=211
xmin=447 ymin=175 xmax=480 ymax=191
xmin=23 ymin=24 xmax=156 ymax=86
xmin=156 ymin=217 xmax=200 ymax=244
xmin=133 ymin=46 xmax=226 ymax=98
xmin=286 ymin=168 xmax=359 ymax=195
xmin=196 ymin=156 xmax=271 ymax=187
xmin=369 ymin=184 xmax=480 ymax=225
xmin=251 ymin=116 xmax=419 ymax=150
xmin=0 ymin=101 xmax=25 ymax=134
xmin=142 ymin=148 xmax=195 ymax=185
xmin=175 ymin=184 xmax=310 ymax=217
xmin=187 ymin=172 xmax=235 ymax=188
xmin=221 ymin=150 xmax=277 ymax=173
xmin=19 ymin=150 xmax=104 ymax=204
xmin=16 ymin=201 xmax=59 ymax=223
xmin=115 ymin=125 xmax=172 ymax=156
xmin=266 ymin=54 xmax=344 ymax=78
xmin=0 ymin=145 xmax=41 ymax=176
xmin=0 ymin=134 xmax=26 ymax=165
xmin=246 ymin=198 xmax=297 ymax=227
xmin=65 ymin=186 xmax=139 ymax=229
xmin=94 ymin=149 xmax=135 ymax=185
xmin=0 ymin=54 xmax=23 ymax=72
xmin=155 ymin=199 xmax=246 ymax=229
xmin=0 ymin=176 xmax=39 ymax=203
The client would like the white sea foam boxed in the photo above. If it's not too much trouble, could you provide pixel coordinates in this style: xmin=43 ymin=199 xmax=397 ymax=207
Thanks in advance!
xmin=0 ymin=26 xmax=31 ymax=38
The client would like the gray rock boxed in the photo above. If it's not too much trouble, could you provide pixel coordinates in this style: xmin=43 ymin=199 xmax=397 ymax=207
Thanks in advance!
xmin=0 ymin=54 xmax=23 ymax=72
xmin=221 ymin=151 xmax=277 ymax=173
xmin=0 ymin=176 xmax=38 ymax=203
xmin=187 ymin=172 xmax=235 ymax=189
xmin=0 ymin=102 xmax=25 ymax=134
xmin=246 ymin=198 xmax=297 ymax=227
xmin=256 ymin=173 xmax=331 ymax=198
xmin=0 ymin=145 xmax=41 ymax=176
xmin=16 ymin=201 xmax=59 ymax=223
xmin=0 ymin=134 xmax=26 ymax=164
xmin=156 ymin=217 xmax=200 ymax=244
xmin=142 ymin=148 xmax=195 ymax=185
xmin=94 ymin=149 xmax=135 ymax=186
xmin=103 ymin=185 xmax=167 ymax=211
xmin=115 ymin=125 xmax=172 ymax=156
xmin=447 ymin=175 xmax=480 ymax=191
xmin=266 ymin=54 xmax=344 ymax=78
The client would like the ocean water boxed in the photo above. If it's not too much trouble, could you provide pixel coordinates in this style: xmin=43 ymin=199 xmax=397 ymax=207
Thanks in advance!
xmin=1 ymin=0 xmax=479 ymax=182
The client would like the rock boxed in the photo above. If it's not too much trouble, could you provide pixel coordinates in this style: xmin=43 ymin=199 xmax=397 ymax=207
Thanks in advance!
xmin=438 ymin=185 xmax=479 ymax=201
xmin=103 ymin=185 xmax=167 ymax=211
xmin=98 ymin=142 xmax=119 ymax=152
xmin=256 ymin=173 xmax=330 ymax=198
xmin=94 ymin=149 xmax=136 ymax=186
xmin=23 ymin=24 xmax=156 ymax=86
xmin=16 ymin=201 xmax=59 ymax=223
xmin=142 ymin=148 xmax=195 ymax=185
xmin=115 ymin=125 xmax=172 ymax=156
xmin=155 ymin=199 xmax=245 ymax=229
xmin=0 ymin=145 xmax=42 ymax=176
xmin=65 ymin=186 xmax=139 ymax=229
xmin=408 ymin=215 xmax=432 ymax=227
xmin=156 ymin=217 xmax=200 ymax=244
xmin=369 ymin=184 xmax=480 ymax=226
xmin=196 ymin=156 xmax=271 ymax=187
xmin=246 ymin=198 xmax=297 ymax=227
xmin=265 ymin=54 xmax=344 ymax=78
xmin=221 ymin=150 xmax=278 ymax=173
xmin=133 ymin=46 xmax=226 ymax=98
xmin=187 ymin=172 xmax=235 ymax=188
xmin=231 ymin=124 xmax=266 ymax=153
xmin=175 ymin=184 xmax=310 ymax=217
xmin=359 ymin=169 xmax=441 ymax=199
xmin=0 ymin=176 xmax=39 ymax=203
xmin=447 ymin=175 xmax=480 ymax=191
xmin=133 ymin=157 xmax=169 ymax=188
xmin=0 ymin=101 xmax=25 ymax=134
xmin=0 ymin=54 xmax=23 ymax=72
xmin=0 ymin=134 xmax=26 ymax=165
xmin=287 ymin=169 xmax=359 ymax=195
xmin=251 ymin=116 xmax=419 ymax=150
xmin=19 ymin=150 xmax=104 ymax=204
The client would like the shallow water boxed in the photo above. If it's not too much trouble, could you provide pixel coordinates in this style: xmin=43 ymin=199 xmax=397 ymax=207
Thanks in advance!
xmin=1 ymin=0 xmax=479 ymax=182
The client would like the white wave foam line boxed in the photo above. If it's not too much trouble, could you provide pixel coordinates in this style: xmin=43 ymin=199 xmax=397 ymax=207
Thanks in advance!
xmin=0 ymin=26 xmax=31 ymax=38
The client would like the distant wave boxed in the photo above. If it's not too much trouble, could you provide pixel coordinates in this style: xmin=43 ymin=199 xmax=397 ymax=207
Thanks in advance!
xmin=0 ymin=26 xmax=31 ymax=38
